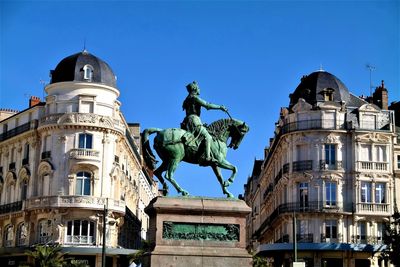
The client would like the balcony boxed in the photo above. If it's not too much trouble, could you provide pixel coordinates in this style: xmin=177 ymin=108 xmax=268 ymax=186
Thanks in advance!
xmin=320 ymin=234 xmax=338 ymax=243
xmin=356 ymin=203 xmax=390 ymax=214
xmin=356 ymin=161 xmax=389 ymax=172
xmin=69 ymin=149 xmax=100 ymax=161
xmin=283 ymin=163 xmax=290 ymax=174
xmin=8 ymin=162 xmax=16 ymax=171
xmin=276 ymin=234 xmax=289 ymax=243
xmin=350 ymin=235 xmax=383 ymax=245
xmin=280 ymin=119 xmax=345 ymax=135
xmin=293 ymin=160 xmax=313 ymax=172
xmin=297 ymin=233 xmax=313 ymax=243
xmin=41 ymin=151 xmax=51 ymax=160
xmin=319 ymin=160 xmax=342 ymax=170
xmin=25 ymin=196 xmax=125 ymax=214
xmin=0 ymin=120 xmax=38 ymax=142
xmin=0 ymin=201 xmax=23 ymax=215
xmin=22 ymin=158 xmax=29 ymax=166
xmin=254 ymin=201 xmax=344 ymax=238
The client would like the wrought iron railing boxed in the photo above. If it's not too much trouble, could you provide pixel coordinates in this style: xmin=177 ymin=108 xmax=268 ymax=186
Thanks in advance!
xmin=283 ymin=163 xmax=290 ymax=174
xmin=292 ymin=160 xmax=313 ymax=172
xmin=0 ymin=120 xmax=38 ymax=142
xmin=280 ymin=119 xmax=345 ymax=134
xmin=254 ymin=201 xmax=345 ymax=238
xmin=41 ymin=151 xmax=51 ymax=160
xmin=297 ymin=233 xmax=313 ymax=243
xmin=22 ymin=158 xmax=29 ymax=166
xmin=0 ymin=201 xmax=23 ymax=214
xmin=275 ymin=234 xmax=289 ymax=243
xmin=8 ymin=162 xmax=16 ymax=171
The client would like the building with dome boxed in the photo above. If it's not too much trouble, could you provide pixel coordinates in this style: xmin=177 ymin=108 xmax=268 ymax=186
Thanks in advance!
xmin=244 ymin=71 xmax=399 ymax=267
xmin=0 ymin=51 xmax=158 ymax=266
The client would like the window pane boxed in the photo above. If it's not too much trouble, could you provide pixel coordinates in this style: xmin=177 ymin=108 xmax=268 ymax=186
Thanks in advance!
xmin=76 ymin=179 xmax=83 ymax=195
xmin=81 ymin=221 xmax=88 ymax=235
xmin=67 ymin=221 xmax=72 ymax=235
xmin=79 ymin=135 xmax=85 ymax=148
xmin=73 ymin=220 xmax=80 ymax=235
xmin=84 ymin=178 xmax=91 ymax=195
xmin=90 ymin=222 xmax=94 ymax=236
xmin=86 ymin=134 xmax=92 ymax=149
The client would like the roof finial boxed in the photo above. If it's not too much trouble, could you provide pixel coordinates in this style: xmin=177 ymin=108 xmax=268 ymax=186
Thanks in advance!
xmin=319 ymin=63 xmax=324 ymax=72
xmin=82 ymin=38 xmax=88 ymax=54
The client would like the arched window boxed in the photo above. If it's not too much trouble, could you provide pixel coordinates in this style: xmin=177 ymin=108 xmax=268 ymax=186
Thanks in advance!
xmin=16 ymin=223 xmax=28 ymax=246
xmin=4 ymin=224 xmax=14 ymax=247
xmin=76 ymin=172 xmax=91 ymax=196
xmin=38 ymin=219 xmax=52 ymax=244
xmin=66 ymin=220 xmax=95 ymax=244
xmin=79 ymin=133 xmax=93 ymax=149
xmin=83 ymin=65 xmax=94 ymax=81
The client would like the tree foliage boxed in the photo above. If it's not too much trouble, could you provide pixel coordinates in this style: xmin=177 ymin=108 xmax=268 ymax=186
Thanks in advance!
xmin=382 ymin=211 xmax=400 ymax=267
xmin=25 ymin=244 xmax=66 ymax=267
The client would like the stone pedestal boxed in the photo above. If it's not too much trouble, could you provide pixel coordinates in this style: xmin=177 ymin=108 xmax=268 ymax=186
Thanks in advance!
xmin=144 ymin=196 xmax=252 ymax=267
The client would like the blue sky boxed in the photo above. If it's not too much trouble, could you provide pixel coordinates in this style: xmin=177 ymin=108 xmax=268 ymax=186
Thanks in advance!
xmin=1 ymin=0 xmax=399 ymax=198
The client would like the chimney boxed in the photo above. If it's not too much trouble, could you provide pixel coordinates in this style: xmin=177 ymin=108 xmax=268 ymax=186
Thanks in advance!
xmin=29 ymin=96 xmax=41 ymax=107
xmin=372 ymin=80 xmax=389 ymax=110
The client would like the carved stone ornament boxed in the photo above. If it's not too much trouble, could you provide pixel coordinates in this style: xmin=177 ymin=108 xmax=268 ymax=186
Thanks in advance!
xmin=77 ymin=114 xmax=96 ymax=124
xmin=355 ymin=132 xmax=390 ymax=143
xmin=359 ymin=103 xmax=380 ymax=112
xmin=292 ymin=98 xmax=312 ymax=112
xmin=162 ymin=221 xmax=240 ymax=242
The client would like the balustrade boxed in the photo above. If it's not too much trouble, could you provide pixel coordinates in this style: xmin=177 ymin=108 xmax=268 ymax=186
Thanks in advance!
xmin=69 ymin=149 xmax=100 ymax=160
xmin=357 ymin=161 xmax=388 ymax=171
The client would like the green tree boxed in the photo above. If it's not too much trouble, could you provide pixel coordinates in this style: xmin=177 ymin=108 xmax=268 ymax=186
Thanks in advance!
xmin=382 ymin=211 xmax=400 ymax=267
xmin=25 ymin=244 xmax=66 ymax=267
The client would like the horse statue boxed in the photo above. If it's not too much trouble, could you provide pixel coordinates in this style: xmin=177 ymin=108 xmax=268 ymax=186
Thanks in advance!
xmin=142 ymin=118 xmax=249 ymax=198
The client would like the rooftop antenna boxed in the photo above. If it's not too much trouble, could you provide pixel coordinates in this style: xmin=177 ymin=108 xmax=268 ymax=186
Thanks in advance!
xmin=366 ymin=63 xmax=376 ymax=95
xmin=39 ymin=79 xmax=47 ymax=100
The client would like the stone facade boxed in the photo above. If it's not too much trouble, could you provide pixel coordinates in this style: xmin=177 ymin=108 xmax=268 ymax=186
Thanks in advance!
xmin=0 ymin=52 xmax=158 ymax=266
xmin=244 ymin=71 xmax=398 ymax=267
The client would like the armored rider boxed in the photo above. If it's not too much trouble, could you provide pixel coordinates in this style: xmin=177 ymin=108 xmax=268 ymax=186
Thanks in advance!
xmin=181 ymin=81 xmax=228 ymax=163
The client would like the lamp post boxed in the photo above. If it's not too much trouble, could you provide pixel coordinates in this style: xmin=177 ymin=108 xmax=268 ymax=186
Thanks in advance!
xmin=102 ymin=203 xmax=107 ymax=267
xmin=293 ymin=210 xmax=297 ymax=262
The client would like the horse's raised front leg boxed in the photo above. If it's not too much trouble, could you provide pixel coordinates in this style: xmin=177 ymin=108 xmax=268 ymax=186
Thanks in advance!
xmin=212 ymin=165 xmax=234 ymax=198
xmin=154 ymin=161 xmax=169 ymax=196
xmin=215 ymin=159 xmax=237 ymax=187
xmin=165 ymin=159 xmax=189 ymax=196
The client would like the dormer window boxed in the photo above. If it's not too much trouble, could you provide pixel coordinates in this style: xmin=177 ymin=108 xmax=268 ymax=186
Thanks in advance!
xmin=321 ymin=88 xmax=334 ymax=101
xmin=83 ymin=65 xmax=94 ymax=81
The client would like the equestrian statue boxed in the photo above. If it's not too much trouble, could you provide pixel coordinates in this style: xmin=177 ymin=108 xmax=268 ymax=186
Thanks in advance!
xmin=142 ymin=81 xmax=249 ymax=198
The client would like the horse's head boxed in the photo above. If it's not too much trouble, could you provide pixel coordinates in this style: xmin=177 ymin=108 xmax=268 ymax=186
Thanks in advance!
xmin=228 ymin=119 xmax=249 ymax=150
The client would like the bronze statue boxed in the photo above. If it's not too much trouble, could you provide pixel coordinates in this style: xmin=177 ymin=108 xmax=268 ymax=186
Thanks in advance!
xmin=142 ymin=81 xmax=249 ymax=198
xmin=181 ymin=81 xmax=228 ymax=164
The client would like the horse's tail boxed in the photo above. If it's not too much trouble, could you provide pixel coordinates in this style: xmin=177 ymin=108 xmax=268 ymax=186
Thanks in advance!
xmin=141 ymin=128 xmax=162 ymax=170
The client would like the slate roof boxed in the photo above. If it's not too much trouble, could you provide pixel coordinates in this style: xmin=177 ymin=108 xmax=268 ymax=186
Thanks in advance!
xmin=289 ymin=71 xmax=351 ymax=110
xmin=50 ymin=51 xmax=117 ymax=88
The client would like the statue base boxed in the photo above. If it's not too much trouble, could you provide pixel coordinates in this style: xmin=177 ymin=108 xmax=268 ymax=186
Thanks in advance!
xmin=143 ymin=196 xmax=252 ymax=267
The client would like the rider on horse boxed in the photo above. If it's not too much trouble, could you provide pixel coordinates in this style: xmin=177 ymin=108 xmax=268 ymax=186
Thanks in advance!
xmin=181 ymin=81 xmax=228 ymax=164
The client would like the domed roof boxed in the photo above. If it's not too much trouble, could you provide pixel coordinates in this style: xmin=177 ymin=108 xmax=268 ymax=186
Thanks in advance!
xmin=50 ymin=51 xmax=117 ymax=87
xmin=289 ymin=71 xmax=350 ymax=109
